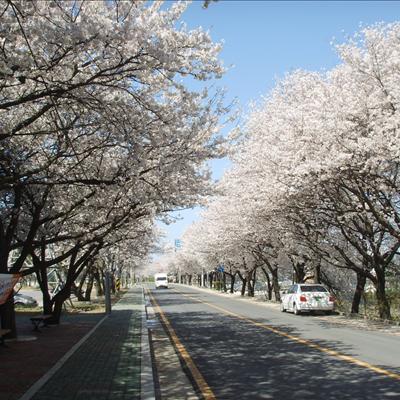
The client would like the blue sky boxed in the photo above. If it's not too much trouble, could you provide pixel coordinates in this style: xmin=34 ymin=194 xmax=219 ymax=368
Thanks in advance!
xmin=157 ymin=0 xmax=400 ymax=252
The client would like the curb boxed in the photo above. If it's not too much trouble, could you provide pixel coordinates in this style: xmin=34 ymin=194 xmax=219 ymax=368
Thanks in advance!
xmin=140 ymin=287 xmax=156 ymax=400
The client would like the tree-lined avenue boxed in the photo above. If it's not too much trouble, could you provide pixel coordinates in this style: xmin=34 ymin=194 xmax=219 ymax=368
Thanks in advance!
xmin=147 ymin=285 xmax=400 ymax=400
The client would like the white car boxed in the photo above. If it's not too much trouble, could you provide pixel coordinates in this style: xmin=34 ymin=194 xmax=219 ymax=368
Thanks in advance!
xmin=154 ymin=273 xmax=169 ymax=289
xmin=14 ymin=293 xmax=38 ymax=307
xmin=280 ymin=284 xmax=334 ymax=315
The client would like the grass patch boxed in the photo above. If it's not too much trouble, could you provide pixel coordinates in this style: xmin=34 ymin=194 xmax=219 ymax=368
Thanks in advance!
xmin=335 ymin=293 xmax=400 ymax=324
xmin=15 ymin=289 xmax=129 ymax=315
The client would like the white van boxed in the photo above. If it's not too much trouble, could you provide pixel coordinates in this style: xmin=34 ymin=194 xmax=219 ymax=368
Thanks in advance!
xmin=154 ymin=273 xmax=169 ymax=289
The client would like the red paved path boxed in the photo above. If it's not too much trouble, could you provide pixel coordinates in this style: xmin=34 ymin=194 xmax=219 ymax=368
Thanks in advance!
xmin=0 ymin=312 xmax=103 ymax=400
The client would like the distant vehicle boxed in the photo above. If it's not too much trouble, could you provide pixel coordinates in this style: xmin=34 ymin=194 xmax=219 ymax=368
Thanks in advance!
xmin=280 ymin=284 xmax=334 ymax=315
xmin=154 ymin=273 xmax=169 ymax=289
xmin=14 ymin=293 xmax=38 ymax=307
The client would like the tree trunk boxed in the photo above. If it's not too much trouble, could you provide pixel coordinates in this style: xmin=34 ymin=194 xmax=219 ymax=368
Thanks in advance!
xmin=241 ymin=279 xmax=247 ymax=296
xmin=111 ymin=275 xmax=116 ymax=294
xmin=209 ymin=272 xmax=214 ymax=289
xmin=51 ymin=286 xmax=72 ymax=324
xmin=293 ymin=262 xmax=306 ymax=284
xmin=0 ymin=297 xmax=17 ymax=339
xmin=84 ymin=273 xmax=94 ymax=301
xmin=72 ymin=282 xmax=85 ymax=301
xmin=260 ymin=257 xmax=280 ymax=301
xmin=94 ymin=270 xmax=104 ymax=296
xmin=271 ymin=268 xmax=280 ymax=302
xmin=351 ymin=272 xmax=366 ymax=314
xmin=36 ymin=265 xmax=52 ymax=315
xmin=230 ymin=274 xmax=235 ymax=293
xmin=75 ymin=269 xmax=88 ymax=301
xmin=313 ymin=262 xmax=321 ymax=284
xmin=261 ymin=267 xmax=272 ymax=300
xmin=374 ymin=269 xmax=391 ymax=320
xmin=247 ymin=270 xmax=255 ymax=297
xmin=52 ymin=298 xmax=64 ymax=325
xmin=51 ymin=244 xmax=98 ymax=322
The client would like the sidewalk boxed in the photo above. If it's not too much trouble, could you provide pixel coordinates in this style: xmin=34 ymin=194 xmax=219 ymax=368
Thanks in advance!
xmin=27 ymin=289 xmax=142 ymax=400
xmin=16 ymin=288 xmax=146 ymax=400
xmin=1 ymin=311 xmax=104 ymax=400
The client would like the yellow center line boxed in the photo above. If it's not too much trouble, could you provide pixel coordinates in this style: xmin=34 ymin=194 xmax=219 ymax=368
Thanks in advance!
xmin=145 ymin=288 xmax=217 ymax=400
xmin=173 ymin=287 xmax=400 ymax=382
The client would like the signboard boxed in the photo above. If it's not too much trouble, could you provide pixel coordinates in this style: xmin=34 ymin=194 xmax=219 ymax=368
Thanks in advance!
xmin=217 ymin=265 xmax=224 ymax=273
xmin=0 ymin=274 xmax=21 ymax=306
xmin=174 ymin=239 xmax=182 ymax=249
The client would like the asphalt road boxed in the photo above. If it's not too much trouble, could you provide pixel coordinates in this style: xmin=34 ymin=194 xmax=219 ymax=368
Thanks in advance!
xmin=148 ymin=284 xmax=400 ymax=400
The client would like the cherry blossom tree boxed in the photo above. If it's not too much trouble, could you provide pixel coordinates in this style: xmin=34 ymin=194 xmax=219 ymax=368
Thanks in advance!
xmin=174 ymin=22 xmax=400 ymax=320
xmin=0 ymin=0 xmax=229 ymax=334
xmin=236 ymin=23 xmax=400 ymax=319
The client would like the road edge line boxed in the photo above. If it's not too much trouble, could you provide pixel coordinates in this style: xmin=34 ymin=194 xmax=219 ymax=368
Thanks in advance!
xmin=146 ymin=288 xmax=216 ymax=400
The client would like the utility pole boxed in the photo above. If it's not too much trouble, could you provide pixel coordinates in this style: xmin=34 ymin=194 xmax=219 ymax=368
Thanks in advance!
xmin=104 ymin=271 xmax=112 ymax=314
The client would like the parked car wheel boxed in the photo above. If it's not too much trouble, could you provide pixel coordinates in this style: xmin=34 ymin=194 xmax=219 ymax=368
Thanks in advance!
xmin=280 ymin=303 xmax=286 ymax=312
xmin=294 ymin=303 xmax=301 ymax=315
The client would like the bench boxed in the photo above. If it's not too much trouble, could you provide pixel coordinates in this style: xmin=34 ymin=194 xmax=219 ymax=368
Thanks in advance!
xmin=0 ymin=329 xmax=11 ymax=345
xmin=30 ymin=315 xmax=52 ymax=332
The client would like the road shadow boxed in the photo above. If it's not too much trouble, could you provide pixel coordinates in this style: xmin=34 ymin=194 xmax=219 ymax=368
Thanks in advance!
xmin=158 ymin=309 xmax=400 ymax=400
